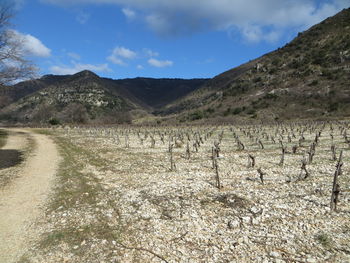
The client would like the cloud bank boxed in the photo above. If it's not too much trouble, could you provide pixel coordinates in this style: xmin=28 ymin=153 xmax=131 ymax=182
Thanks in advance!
xmin=41 ymin=0 xmax=349 ymax=41
xmin=10 ymin=30 xmax=51 ymax=57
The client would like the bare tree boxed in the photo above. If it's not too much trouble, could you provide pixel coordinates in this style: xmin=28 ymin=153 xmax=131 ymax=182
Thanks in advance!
xmin=0 ymin=3 xmax=36 ymax=85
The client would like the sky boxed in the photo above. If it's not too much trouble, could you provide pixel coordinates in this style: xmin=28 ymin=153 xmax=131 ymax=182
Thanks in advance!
xmin=8 ymin=0 xmax=350 ymax=80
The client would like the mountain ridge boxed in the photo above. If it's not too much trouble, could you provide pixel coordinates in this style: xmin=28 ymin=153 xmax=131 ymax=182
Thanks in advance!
xmin=0 ymin=70 xmax=208 ymax=124
xmin=0 ymin=8 xmax=349 ymax=125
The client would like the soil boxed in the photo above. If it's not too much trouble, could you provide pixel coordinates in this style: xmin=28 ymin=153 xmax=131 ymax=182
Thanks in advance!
xmin=0 ymin=129 xmax=60 ymax=263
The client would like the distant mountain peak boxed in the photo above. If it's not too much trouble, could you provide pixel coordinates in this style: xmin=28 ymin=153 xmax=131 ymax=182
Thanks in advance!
xmin=73 ymin=70 xmax=99 ymax=78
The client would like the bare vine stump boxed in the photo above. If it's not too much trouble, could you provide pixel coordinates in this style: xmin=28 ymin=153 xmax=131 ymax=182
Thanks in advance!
xmin=330 ymin=151 xmax=343 ymax=211
xmin=299 ymin=155 xmax=310 ymax=180
xmin=169 ymin=143 xmax=176 ymax=171
xmin=186 ymin=141 xmax=191 ymax=160
xmin=331 ymin=144 xmax=337 ymax=161
xmin=214 ymin=158 xmax=221 ymax=189
xmin=257 ymin=168 xmax=265 ymax=184
xmin=247 ymin=154 xmax=255 ymax=168
xmin=279 ymin=146 xmax=286 ymax=166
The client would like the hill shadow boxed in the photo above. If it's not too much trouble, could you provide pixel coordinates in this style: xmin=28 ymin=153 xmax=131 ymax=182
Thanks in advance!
xmin=0 ymin=150 xmax=24 ymax=169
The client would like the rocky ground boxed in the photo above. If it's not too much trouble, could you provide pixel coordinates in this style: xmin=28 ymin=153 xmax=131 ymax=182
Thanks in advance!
xmin=19 ymin=122 xmax=350 ymax=263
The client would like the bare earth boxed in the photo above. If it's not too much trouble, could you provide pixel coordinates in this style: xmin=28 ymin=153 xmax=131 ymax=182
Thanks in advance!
xmin=0 ymin=129 xmax=60 ymax=263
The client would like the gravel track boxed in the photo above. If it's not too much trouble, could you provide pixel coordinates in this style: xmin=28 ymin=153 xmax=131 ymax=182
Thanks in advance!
xmin=0 ymin=129 xmax=60 ymax=263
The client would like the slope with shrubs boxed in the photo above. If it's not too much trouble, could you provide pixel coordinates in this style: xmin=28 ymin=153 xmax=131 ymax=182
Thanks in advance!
xmin=162 ymin=8 xmax=350 ymax=123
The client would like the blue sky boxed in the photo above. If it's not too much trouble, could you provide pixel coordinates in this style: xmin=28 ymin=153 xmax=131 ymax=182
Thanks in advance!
xmin=9 ymin=0 xmax=349 ymax=79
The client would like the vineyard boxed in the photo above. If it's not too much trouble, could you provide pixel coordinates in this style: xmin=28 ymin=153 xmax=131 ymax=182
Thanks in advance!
xmin=23 ymin=122 xmax=350 ymax=262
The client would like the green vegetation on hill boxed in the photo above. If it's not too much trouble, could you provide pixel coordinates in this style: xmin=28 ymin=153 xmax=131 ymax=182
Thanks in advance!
xmin=161 ymin=8 xmax=350 ymax=123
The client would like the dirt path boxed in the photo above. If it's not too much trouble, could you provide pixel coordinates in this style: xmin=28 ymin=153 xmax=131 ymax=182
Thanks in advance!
xmin=0 ymin=129 xmax=60 ymax=263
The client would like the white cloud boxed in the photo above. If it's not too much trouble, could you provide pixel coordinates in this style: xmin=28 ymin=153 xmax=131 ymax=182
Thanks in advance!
xmin=136 ymin=64 xmax=144 ymax=69
xmin=143 ymin=48 xmax=159 ymax=57
xmin=107 ymin=56 xmax=126 ymax=66
xmin=145 ymin=14 xmax=171 ymax=36
xmin=67 ymin=52 xmax=81 ymax=60
xmin=50 ymin=62 xmax=111 ymax=75
xmin=41 ymin=0 xmax=350 ymax=42
xmin=241 ymin=25 xmax=262 ymax=43
xmin=107 ymin=46 xmax=137 ymax=65
xmin=114 ymin=46 xmax=137 ymax=59
xmin=10 ymin=30 xmax=51 ymax=57
xmin=122 ymin=8 xmax=136 ymax=20
xmin=76 ymin=11 xmax=90 ymax=24
xmin=148 ymin=58 xmax=173 ymax=68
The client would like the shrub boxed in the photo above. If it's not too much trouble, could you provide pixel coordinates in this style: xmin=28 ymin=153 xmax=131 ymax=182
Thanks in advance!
xmin=247 ymin=108 xmax=256 ymax=115
xmin=328 ymin=102 xmax=339 ymax=112
xmin=206 ymin=107 xmax=215 ymax=114
xmin=223 ymin=107 xmax=231 ymax=116
xmin=309 ymin=80 xmax=318 ymax=86
xmin=253 ymin=77 xmax=262 ymax=83
xmin=232 ymin=107 xmax=243 ymax=115
xmin=315 ymin=233 xmax=332 ymax=248
xmin=189 ymin=111 xmax=204 ymax=121
xmin=263 ymin=93 xmax=278 ymax=100
xmin=48 ymin=118 xmax=60 ymax=125
xmin=268 ymin=68 xmax=277 ymax=74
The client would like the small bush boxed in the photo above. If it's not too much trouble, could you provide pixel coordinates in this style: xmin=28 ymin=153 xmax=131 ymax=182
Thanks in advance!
xmin=232 ymin=107 xmax=243 ymax=115
xmin=48 ymin=118 xmax=60 ymax=125
xmin=253 ymin=77 xmax=262 ymax=83
xmin=247 ymin=108 xmax=256 ymax=115
xmin=268 ymin=68 xmax=277 ymax=74
xmin=309 ymin=80 xmax=318 ymax=86
xmin=224 ymin=107 xmax=231 ymax=116
xmin=263 ymin=93 xmax=278 ymax=100
xmin=189 ymin=111 xmax=204 ymax=121
xmin=315 ymin=233 xmax=332 ymax=248
xmin=206 ymin=107 xmax=215 ymax=114
xmin=328 ymin=102 xmax=339 ymax=112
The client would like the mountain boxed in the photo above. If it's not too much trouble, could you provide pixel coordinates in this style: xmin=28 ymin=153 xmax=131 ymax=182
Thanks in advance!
xmin=0 ymin=70 xmax=207 ymax=124
xmin=160 ymin=8 xmax=350 ymax=123
xmin=1 ymin=9 xmax=349 ymax=125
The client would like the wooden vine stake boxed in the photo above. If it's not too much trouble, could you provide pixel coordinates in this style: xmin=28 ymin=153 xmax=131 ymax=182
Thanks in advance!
xmin=330 ymin=150 xmax=343 ymax=211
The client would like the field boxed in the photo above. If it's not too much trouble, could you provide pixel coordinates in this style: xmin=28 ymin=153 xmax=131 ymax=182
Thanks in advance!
xmin=9 ymin=122 xmax=350 ymax=262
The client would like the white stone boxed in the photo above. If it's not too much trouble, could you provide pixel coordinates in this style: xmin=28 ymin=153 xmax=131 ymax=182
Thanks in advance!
xmin=306 ymin=258 xmax=317 ymax=263
xmin=270 ymin=251 xmax=280 ymax=258
xmin=242 ymin=216 xmax=251 ymax=223
xmin=251 ymin=206 xmax=261 ymax=214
